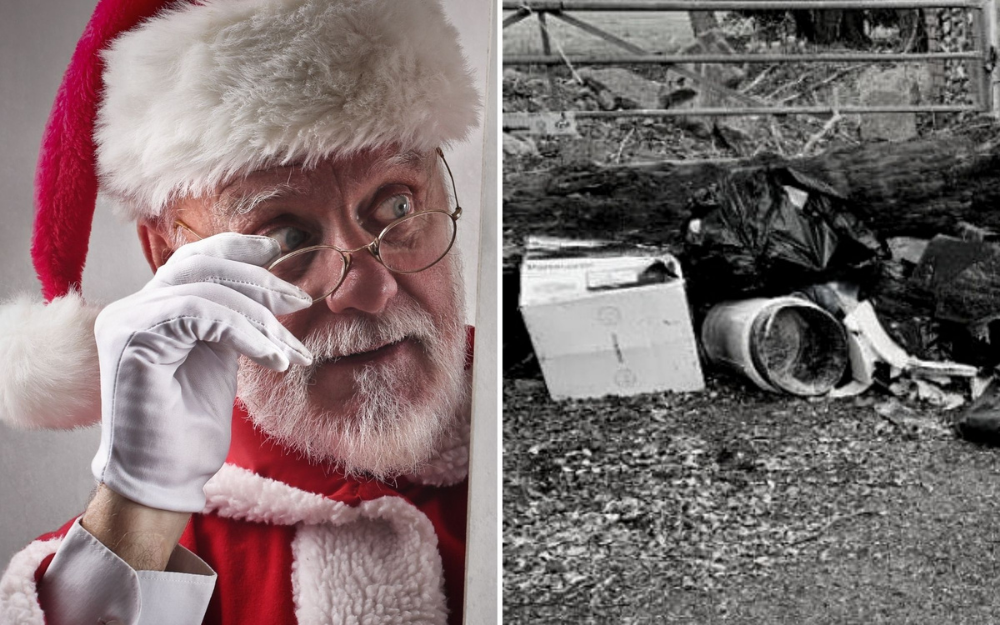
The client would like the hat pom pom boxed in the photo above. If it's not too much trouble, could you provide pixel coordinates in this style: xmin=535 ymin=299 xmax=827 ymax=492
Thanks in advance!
xmin=0 ymin=291 xmax=103 ymax=429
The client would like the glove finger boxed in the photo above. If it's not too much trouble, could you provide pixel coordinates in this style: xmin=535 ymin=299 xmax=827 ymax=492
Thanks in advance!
xmin=166 ymin=232 xmax=282 ymax=268
xmin=139 ymin=285 xmax=313 ymax=369
xmin=153 ymin=253 xmax=312 ymax=315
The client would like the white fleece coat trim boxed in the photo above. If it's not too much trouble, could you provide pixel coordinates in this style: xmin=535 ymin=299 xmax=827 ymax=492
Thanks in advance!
xmin=290 ymin=499 xmax=448 ymax=625
xmin=0 ymin=292 xmax=102 ymax=430
xmin=204 ymin=464 xmax=449 ymax=624
xmin=97 ymin=0 xmax=481 ymax=217
xmin=0 ymin=537 xmax=62 ymax=625
xmin=203 ymin=463 xmax=354 ymax=526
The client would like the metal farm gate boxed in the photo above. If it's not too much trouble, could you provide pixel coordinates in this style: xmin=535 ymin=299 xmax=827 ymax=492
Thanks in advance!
xmin=503 ymin=0 xmax=1000 ymax=121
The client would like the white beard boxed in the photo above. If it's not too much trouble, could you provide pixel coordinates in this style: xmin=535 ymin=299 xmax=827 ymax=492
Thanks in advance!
xmin=236 ymin=274 xmax=468 ymax=480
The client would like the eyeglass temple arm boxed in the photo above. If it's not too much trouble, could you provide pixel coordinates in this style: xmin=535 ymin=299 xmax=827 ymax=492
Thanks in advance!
xmin=174 ymin=219 xmax=204 ymax=241
xmin=437 ymin=147 xmax=462 ymax=219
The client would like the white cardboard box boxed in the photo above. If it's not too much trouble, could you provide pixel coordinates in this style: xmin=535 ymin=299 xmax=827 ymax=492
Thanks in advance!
xmin=519 ymin=252 xmax=705 ymax=399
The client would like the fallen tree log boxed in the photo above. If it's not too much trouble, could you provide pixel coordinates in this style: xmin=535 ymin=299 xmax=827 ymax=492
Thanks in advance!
xmin=504 ymin=125 xmax=1000 ymax=265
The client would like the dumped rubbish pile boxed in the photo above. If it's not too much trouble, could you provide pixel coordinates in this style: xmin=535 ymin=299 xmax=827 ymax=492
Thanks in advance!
xmin=511 ymin=165 xmax=1000 ymax=446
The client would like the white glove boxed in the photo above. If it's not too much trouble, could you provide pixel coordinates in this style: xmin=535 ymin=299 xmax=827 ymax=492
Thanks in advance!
xmin=91 ymin=233 xmax=313 ymax=512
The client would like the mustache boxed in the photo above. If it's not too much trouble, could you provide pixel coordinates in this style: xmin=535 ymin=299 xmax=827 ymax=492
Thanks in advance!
xmin=297 ymin=297 xmax=438 ymax=362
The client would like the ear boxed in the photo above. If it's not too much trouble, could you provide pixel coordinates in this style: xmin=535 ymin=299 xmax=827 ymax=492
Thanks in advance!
xmin=137 ymin=221 xmax=173 ymax=272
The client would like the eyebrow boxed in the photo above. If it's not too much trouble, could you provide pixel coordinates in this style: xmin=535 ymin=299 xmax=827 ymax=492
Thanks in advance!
xmin=213 ymin=181 xmax=308 ymax=219
xmin=362 ymin=149 xmax=428 ymax=181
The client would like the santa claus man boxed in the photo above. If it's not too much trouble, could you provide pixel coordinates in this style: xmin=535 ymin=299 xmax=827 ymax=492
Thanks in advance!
xmin=0 ymin=0 xmax=485 ymax=623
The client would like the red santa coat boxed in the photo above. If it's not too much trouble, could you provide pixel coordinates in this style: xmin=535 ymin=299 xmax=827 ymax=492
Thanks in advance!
xmin=0 ymin=405 xmax=469 ymax=625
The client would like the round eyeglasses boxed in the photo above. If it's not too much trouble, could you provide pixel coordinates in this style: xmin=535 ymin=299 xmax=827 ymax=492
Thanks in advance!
xmin=175 ymin=148 xmax=462 ymax=302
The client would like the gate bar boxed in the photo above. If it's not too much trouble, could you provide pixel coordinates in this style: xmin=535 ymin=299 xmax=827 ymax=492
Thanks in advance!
xmin=506 ymin=51 xmax=981 ymax=64
xmin=503 ymin=1 xmax=980 ymax=11
xmin=569 ymin=104 xmax=980 ymax=116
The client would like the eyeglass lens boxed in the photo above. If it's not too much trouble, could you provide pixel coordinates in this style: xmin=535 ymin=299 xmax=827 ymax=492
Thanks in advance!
xmin=268 ymin=248 xmax=347 ymax=301
xmin=378 ymin=211 xmax=456 ymax=272
xmin=268 ymin=211 xmax=457 ymax=300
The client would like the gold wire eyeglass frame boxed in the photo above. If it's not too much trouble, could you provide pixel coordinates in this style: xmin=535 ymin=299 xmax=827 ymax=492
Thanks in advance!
xmin=175 ymin=148 xmax=462 ymax=303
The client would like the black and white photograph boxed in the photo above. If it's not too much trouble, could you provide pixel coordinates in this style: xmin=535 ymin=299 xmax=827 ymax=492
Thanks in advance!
xmin=503 ymin=1 xmax=1000 ymax=622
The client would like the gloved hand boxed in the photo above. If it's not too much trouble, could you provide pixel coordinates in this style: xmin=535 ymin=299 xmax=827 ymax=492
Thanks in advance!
xmin=91 ymin=233 xmax=313 ymax=513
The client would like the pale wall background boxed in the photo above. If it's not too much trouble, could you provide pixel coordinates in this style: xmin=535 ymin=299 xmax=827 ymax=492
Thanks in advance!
xmin=0 ymin=0 xmax=497 ymax=584
xmin=466 ymin=6 xmax=498 ymax=619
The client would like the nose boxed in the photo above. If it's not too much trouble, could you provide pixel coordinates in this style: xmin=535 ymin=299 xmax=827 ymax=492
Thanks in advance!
xmin=322 ymin=248 xmax=397 ymax=314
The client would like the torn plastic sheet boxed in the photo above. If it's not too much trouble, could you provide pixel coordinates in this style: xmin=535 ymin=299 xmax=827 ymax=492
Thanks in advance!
xmin=830 ymin=300 xmax=978 ymax=399
xmin=686 ymin=167 xmax=884 ymax=298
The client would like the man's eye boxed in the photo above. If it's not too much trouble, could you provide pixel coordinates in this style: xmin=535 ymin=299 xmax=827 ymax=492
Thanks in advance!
xmin=264 ymin=226 xmax=311 ymax=254
xmin=373 ymin=194 xmax=414 ymax=225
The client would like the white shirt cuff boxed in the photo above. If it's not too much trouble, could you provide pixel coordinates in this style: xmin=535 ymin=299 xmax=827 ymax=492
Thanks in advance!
xmin=38 ymin=518 xmax=216 ymax=625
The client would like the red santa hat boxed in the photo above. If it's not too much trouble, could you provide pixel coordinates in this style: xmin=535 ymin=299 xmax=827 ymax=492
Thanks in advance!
xmin=0 ymin=0 xmax=480 ymax=430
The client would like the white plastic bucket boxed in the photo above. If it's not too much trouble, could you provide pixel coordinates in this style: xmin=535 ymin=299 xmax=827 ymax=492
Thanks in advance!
xmin=701 ymin=297 xmax=849 ymax=396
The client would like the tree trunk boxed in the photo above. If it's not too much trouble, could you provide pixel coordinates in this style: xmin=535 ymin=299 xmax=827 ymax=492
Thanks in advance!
xmin=898 ymin=9 xmax=927 ymax=53
xmin=792 ymin=10 xmax=870 ymax=47
xmin=504 ymin=127 xmax=1000 ymax=266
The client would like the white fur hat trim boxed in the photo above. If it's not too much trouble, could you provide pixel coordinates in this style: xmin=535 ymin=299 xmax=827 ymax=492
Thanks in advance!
xmin=96 ymin=0 xmax=481 ymax=219
xmin=0 ymin=292 xmax=102 ymax=430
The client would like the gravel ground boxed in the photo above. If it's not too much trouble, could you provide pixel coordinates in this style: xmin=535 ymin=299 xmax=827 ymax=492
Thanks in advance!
xmin=503 ymin=373 xmax=1000 ymax=624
